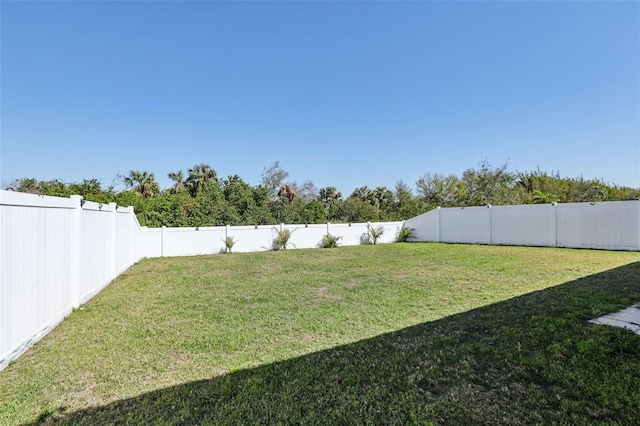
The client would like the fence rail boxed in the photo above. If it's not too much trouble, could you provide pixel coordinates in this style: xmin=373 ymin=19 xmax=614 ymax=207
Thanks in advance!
xmin=404 ymin=200 xmax=640 ymax=251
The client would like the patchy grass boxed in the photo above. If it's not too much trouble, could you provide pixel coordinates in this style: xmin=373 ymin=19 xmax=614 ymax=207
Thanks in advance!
xmin=1 ymin=244 xmax=639 ymax=425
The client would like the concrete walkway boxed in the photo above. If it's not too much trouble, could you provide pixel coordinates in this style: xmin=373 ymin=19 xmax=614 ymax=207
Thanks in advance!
xmin=589 ymin=303 xmax=640 ymax=335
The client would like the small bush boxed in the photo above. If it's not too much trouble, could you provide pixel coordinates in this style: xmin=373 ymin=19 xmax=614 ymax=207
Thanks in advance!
xmin=369 ymin=225 xmax=385 ymax=244
xmin=362 ymin=225 xmax=385 ymax=245
xmin=221 ymin=236 xmax=237 ymax=253
xmin=396 ymin=227 xmax=415 ymax=243
xmin=321 ymin=234 xmax=342 ymax=248
xmin=273 ymin=228 xmax=294 ymax=250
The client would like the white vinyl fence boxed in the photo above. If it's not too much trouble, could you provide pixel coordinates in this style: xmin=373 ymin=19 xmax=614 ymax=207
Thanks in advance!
xmin=404 ymin=200 xmax=640 ymax=251
xmin=0 ymin=190 xmax=145 ymax=371
xmin=6 ymin=190 xmax=635 ymax=371
xmin=0 ymin=190 xmax=403 ymax=370
xmin=142 ymin=221 xmax=404 ymax=258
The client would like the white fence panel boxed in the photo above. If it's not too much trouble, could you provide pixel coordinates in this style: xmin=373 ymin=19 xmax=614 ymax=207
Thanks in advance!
xmin=556 ymin=201 xmax=640 ymax=250
xmin=79 ymin=203 xmax=116 ymax=302
xmin=409 ymin=200 xmax=639 ymax=251
xmin=162 ymin=227 xmax=227 ymax=257
xmin=440 ymin=207 xmax=491 ymax=244
xmin=1 ymin=200 xmax=74 ymax=371
xmin=116 ymin=208 xmax=134 ymax=273
xmin=491 ymin=204 xmax=556 ymax=247
xmin=329 ymin=223 xmax=369 ymax=246
xmin=284 ymin=224 xmax=327 ymax=249
xmin=404 ymin=209 xmax=439 ymax=242
xmin=0 ymin=190 xmax=143 ymax=371
xmin=230 ymin=226 xmax=275 ymax=252
xmin=143 ymin=228 xmax=162 ymax=258
xmin=370 ymin=221 xmax=404 ymax=244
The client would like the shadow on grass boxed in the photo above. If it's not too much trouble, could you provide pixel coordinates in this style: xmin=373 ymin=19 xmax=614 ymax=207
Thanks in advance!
xmin=31 ymin=262 xmax=640 ymax=425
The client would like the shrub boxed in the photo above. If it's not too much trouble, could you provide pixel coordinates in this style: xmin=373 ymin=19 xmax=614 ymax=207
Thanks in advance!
xmin=396 ymin=227 xmax=415 ymax=243
xmin=362 ymin=224 xmax=385 ymax=245
xmin=273 ymin=228 xmax=294 ymax=250
xmin=321 ymin=234 xmax=342 ymax=248
xmin=221 ymin=236 xmax=237 ymax=253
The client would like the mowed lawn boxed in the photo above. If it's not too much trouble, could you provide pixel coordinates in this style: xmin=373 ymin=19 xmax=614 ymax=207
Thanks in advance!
xmin=1 ymin=243 xmax=640 ymax=425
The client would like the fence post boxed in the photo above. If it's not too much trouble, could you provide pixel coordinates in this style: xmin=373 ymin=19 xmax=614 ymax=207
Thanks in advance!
xmin=488 ymin=204 xmax=492 ymax=245
xmin=327 ymin=222 xmax=330 ymax=235
xmin=69 ymin=195 xmax=83 ymax=308
xmin=436 ymin=207 xmax=441 ymax=243
xmin=128 ymin=206 xmax=134 ymax=266
xmin=552 ymin=202 xmax=558 ymax=248
xmin=141 ymin=226 xmax=147 ymax=259
xmin=637 ymin=200 xmax=640 ymax=251
xmin=109 ymin=203 xmax=117 ymax=278
xmin=161 ymin=226 xmax=166 ymax=257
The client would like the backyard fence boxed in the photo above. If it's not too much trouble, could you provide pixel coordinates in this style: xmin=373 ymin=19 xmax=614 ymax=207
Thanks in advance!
xmin=0 ymin=190 xmax=403 ymax=370
xmin=143 ymin=221 xmax=404 ymax=258
xmin=2 ymin=191 xmax=637 ymax=371
xmin=0 ymin=190 xmax=145 ymax=371
xmin=404 ymin=200 xmax=640 ymax=251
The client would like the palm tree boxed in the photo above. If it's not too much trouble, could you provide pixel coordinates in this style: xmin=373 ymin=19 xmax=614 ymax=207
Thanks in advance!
xmin=168 ymin=170 xmax=186 ymax=192
xmin=186 ymin=163 xmax=217 ymax=196
xmin=319 ymin=186 xmax=342 ymax=208
xmin=123 ymin=170 xmax=159 ymax=198
xmin=351 ymin=186 xmax=371 ymax=203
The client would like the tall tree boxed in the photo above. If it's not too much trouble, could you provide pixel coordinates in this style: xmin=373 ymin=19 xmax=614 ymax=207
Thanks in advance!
xmin=187 ymin=164 xmax=217 ymax=196
xmin=297 ymin=180 xmax=319 ymax=202
xmin=416 ymin=173 xmax=465 ymax=207
xmin=461 ymin=159 xmax=516 ymax=206
xmin=123 ymin=171 xmax=159 ymax=198
xmin=167 ymin=170 xmax=186 ymax=192
xmin=260 ymin=161 xmax=289 ymax=200
xmin=319 ymin=186 xmax=342 ymax=207
xmin=392 ymin=180 xmax=427 ymax=220
xmin=350 ymin=186 xmax=372 ymax=203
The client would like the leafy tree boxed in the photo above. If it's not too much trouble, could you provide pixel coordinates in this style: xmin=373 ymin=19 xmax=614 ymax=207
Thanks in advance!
xmin=416 ymin=173 xmax=466 ymax=207
xmin=70 ymin=179 xmax=113 ymax=203
xmin=393 ymin=180 xmax=428 ymax=220
xmin=13 ymin=178 xmax=44 ymax=194
xmin=221 ymin=175 xmax=256 ymax=223
xmin=189 ymin=179 xmax=225 ymax=226
xmin=293 ymin=199 xmax=326 ymax=224
xmin=342 ymin=198 xmax=379 ymax=223
xmin=8 ymin=159 xmax=638 ymax=228
xmin=461 ymin=159 xmax=517 ymax=206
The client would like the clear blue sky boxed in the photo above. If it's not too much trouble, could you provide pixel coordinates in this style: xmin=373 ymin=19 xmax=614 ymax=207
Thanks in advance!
xmin=1 ymin=1 xmax=638 ymax=194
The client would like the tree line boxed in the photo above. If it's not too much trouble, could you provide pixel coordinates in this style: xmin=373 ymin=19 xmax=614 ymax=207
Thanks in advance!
xmin=5 ymin=160 xmax=638 ymax=228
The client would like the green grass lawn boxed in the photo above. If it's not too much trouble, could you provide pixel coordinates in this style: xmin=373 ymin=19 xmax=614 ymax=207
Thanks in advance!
xmin=1 ymin=243 xmax=639 ymax=425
